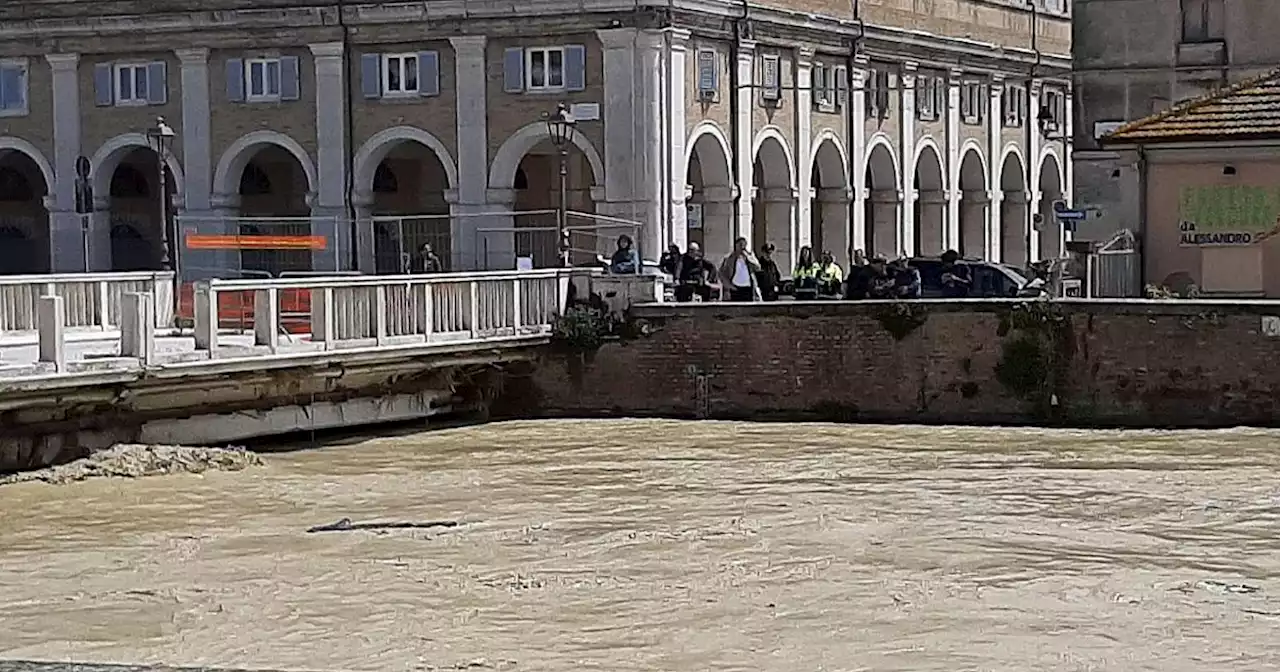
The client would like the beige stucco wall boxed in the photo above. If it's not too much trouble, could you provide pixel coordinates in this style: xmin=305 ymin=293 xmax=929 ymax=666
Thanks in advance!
xmin=1144 ymin=152 xmax=1280 ymax=297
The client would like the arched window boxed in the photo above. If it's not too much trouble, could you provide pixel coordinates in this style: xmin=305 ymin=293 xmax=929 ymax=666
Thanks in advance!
xmin=373 ymin=162 xmax=398 ymax=194
xmin=0 ymin=167 xmax=33 ymax=201
xmin=109 ymin=165 xmax=150 ymax=198
xmin=239 ymin=162 xmax=272 ymax=195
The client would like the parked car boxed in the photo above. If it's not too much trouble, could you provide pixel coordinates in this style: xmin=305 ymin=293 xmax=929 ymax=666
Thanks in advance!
xmin=910 ymin=256 xmax=1030 ymax=298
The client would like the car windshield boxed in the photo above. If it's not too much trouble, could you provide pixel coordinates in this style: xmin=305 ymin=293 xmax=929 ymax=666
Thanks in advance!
xmin=998 ymin=265 xmax=1029 ymax=286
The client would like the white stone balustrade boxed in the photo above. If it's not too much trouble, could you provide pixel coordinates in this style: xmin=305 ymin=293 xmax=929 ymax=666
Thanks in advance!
xmin=194 ymin=269 xmax=577 ymax=356
xmin=0 ymin=271 xmax=176 ymax=337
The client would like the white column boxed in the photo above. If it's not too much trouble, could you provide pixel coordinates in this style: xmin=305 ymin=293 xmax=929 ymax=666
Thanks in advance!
xmin=898 ymin=62 xmax=917 ymax=258
xmin=850 ymin=56 xmax=868 ymax=256
xmin=45 ymin=53 xmax=83 ymax=272
xmin=987 ymin=74 xmax=1004 ymax=261
xmin=1064 ymin=89 xmax=1074 ymax=210
xmin=666 ymin=29 xmax=690 ymax=253
xmin=309 ymin=42 xmax=348 ymax=272
xmin=735 ymin=40 xmax=756 ymax=241
xmin=795 ymin=49 xmax=814 ymax=257
xmin=945 ymin=68 xmax=962 ymax=252
xmin=1027 ymin=80 xmax=1043 ymax=262
xmin=635 ymin=30 xmax=665 ymax=260
xmin=598 ymin=28 xmax=638 ymax=224
xmin=175 ymin=48 xmax=216 ymax=277
xmin=450 ymin=35 xmax=489 ymax=270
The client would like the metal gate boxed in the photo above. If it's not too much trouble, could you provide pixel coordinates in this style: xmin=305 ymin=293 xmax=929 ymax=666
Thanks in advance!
xmin=1088 ymin=228 xmax=1140 ymax=297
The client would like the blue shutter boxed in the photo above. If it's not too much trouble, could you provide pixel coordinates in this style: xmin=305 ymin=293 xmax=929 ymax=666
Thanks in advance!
xmin=93 ymin=63 xmax=114 ymax=106
xmin=502 ymin=48 xmax=523 ymax=93
xmin=836 ymin=66 xmax=848 ymax=107
xmin=564 ymin=45 xmax=586 ymax=92
xmin=146 ymin=61 xmax=167 ymax=105
xmin=280 ymin=56 xmax=300 ymax=101
xmin=225 ymin=58 xmax=244 ymax=102
xmin=418 ymin=51 xmax=439 ymax=97
xmin=0 ymin=67 xmax=22 ymax=110
xmin=361 ymin=53 xmax=381 ymax=99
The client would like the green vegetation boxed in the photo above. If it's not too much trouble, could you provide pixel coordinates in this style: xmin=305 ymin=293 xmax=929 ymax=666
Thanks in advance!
xmin=874 ymin=301 xmax=928 ymax=341
xmin=994 ymin=301 xmax=1075 ymax=415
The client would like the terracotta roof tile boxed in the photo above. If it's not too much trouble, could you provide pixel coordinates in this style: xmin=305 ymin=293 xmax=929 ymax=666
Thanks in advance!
xmin=1101 ymin=67 xmax=1280 ymax=144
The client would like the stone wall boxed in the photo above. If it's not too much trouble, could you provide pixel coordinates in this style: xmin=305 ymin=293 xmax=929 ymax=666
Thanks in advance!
xmin=512 ymin=300 xmax=1280 ymax=428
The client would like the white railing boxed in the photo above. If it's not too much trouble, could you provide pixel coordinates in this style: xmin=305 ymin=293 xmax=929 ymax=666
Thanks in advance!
xmin=0 ymin=271 xmax=175 ymax=336
xmin=193 ymin=269 xmax=578 ymax=355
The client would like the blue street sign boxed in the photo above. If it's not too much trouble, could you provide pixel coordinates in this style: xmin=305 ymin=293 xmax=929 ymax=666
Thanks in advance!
xmin=1054 ymin=209 xmax=1087 ymax=221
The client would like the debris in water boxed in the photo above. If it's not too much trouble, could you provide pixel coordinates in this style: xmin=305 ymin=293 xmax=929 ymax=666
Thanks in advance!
xmin=0 ymin=444 xmax=263 ymax=486
xmin=306 ymin=517 xmax=462 ymax=533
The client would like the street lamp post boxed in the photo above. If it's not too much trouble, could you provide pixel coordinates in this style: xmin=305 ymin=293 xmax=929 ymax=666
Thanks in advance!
xmin=146 ymin=116 xmax=176 ymax=272
xmin=545 ymin=103 xmax=577 ymax=267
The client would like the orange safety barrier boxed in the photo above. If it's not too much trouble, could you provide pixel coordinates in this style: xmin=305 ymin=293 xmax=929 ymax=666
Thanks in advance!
xmin=177 ymin=283 xmax=315 ymax=334
xmin=184 ymin=234 xmax=329 ymax=250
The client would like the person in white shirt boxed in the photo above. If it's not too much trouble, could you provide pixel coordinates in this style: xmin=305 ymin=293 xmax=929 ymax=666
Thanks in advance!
xmin=718 ymin=237 xmax=762 ymax=301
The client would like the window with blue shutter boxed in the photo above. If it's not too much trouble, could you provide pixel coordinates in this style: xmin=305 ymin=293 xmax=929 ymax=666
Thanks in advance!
xmin=361 ymin=53 xmax=381 ymax=99
xmin=94 ymin=63 xmax=114 ymax=106
xmin=696 ymin=50 xmax=717 ymax=101
xmin=146 ymin=62 xmax=167 ymax=105
xmin=226 ymin=58 xmax=245 ymax=102
xmin=563 ymin=45 xmax=585 ymax=91
xmin=835 ymin=66 xmax=848 ymax=108
xmin=0 ymin=63 xmax=27 ymax=114
xmin=418 ymin=51 xmax=440 ymax=97
xmin=503 ymin=48 xmax=524 ymax=93
xmin=108 ymin=62 xmax=165 ymax=106
xmin=280 ymin=56 xmax=300 ymax=101
xmin=507 ymin=45 xmax=586 ymax=93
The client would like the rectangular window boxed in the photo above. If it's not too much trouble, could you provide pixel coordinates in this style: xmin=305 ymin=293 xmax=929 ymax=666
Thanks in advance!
xmin=382 ymin=53 xmax=420 ymax=95
xmin=761 ymin=54 xmax=781 ymax=101
xmin=696 ymin=50 xmax=717 ymax=96
xmin=916 ymin=76 xmax=935 ymax=120
xmin=246 ymin=58 xmax=282 ymax=101
xmin=115 ymin=63 xmax=150 ymax=104
xmin=1181 ymin=0 xmax=1224 ymax=42
xmin=0 ymin=63 xmax=27 ymax=113
xmin=1043 ymin=89 xmax=1065 ymax=133
xmin=526 ymin=47 xmax=565 ymax=91
xmin=866 ymin=69 xmax=890 ymax=119
xmin=961 ymin=81 xmax=984 ymax=125
xmin=1003 ymin=84 xmax=1026 ymax=127
xmin=813 ymin=65 xmax=832 ymax=108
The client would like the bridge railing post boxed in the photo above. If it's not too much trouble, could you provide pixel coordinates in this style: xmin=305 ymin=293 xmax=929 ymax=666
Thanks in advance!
xmin=468 ymin=281 xmax=480 ymax=339
xmin=37 ymin=294 xmax=66 ymax=372
xmin=312 ymin=287 xmax=334 ymax=350
xmin=254 ymin=287 xmax=279 ymax=353
xmin=193 ymin=281 xmax=218 ymax=352
xmin=512 ymin=278 xmax=523 ymax=333
xmin=120 ymin=292 xmax=156 ymax=365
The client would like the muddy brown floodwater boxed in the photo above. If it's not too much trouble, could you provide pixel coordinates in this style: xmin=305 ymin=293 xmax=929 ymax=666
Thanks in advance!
xmin=2 ymin=420 xmax=1280 ymax=671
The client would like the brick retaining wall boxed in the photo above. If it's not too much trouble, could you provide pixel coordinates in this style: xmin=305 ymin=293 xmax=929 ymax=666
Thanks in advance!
xmin=506 ymin=300 xmax=1280 ymax=428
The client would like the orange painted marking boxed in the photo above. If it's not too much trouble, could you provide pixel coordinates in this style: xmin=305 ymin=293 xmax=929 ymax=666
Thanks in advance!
xmin=185 ymin=234 xmax=328 ymax=250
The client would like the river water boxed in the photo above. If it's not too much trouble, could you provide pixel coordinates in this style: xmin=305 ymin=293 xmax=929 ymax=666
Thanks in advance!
xmin=2 ymin=420 xmax=1280 ymax=671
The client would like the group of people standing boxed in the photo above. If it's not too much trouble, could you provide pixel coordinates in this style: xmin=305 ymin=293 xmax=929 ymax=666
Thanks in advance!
xmin=657 ymin=240 xmax=975 ymax=302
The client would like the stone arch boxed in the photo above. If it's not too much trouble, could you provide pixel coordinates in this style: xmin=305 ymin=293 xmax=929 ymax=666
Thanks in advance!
xmin=685 ymin=121 xmax=735 ymax=261
xmin=489 ymin=121 xmax=605 ymax=190
xmin=809 ymin=131 xmax=850 ymax=264
xmin=752 ymin=127 xmax=797 ymax=267
xmin=958 ymin=146 xmax=989 ymax=259
xmin=212 ymin=130 xmax=317 ymax=198
xmin=685 ymin=120 xmax=733 ymax=185
xmin=0 ymin=137 xmax=54 ymax=190
xmin=353 ymin=126 xmax=458 ymax=193
xmin=863 ymin=133 xmax=901 ymax=259
xmin=1037 ymin=149 xmax=1066 ymax=260
xmin=999 ymin=146 xmax=1028 ymax=267
xmin=751 ymin=126 xmax=796 ymax=188
xmin=1038 ymin=144 xmax=1066 ymax=196
xmin=90 ymin=133 xmax=186 ymax=204
xmin=912 ymin=141 xmax=946 ymax=257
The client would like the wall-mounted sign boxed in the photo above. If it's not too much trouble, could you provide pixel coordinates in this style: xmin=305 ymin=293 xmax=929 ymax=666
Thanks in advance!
xmin=1179 ymin=185 xmax=1280 ymax=246
xmin=569 ymin=103 xmax=600 ymax=122
xmin=686 ymin=203 xmax=703 ymax=230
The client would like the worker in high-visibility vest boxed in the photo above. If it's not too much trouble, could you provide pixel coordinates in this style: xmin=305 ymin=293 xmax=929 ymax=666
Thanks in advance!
xmin=816 ymin=251 xmax=845 ymax=299
xmin=793 ymin=246 xmax=821 ymax=300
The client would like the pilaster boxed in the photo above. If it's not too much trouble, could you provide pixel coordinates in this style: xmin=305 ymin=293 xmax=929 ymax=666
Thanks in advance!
xmin=450 ymin=35 xmax=489 ymax=270
xmin=795 ymin=48 xmax=814 ymax=256
xmin=309 ymin=42 xmax=348 ymax=271
xmin=945 ymin=69 xmax=962 ymax=252
xmin=849 ymin=55 xmax=868 ymax=256
xmin=987 ymin=75 xmax=1004 ymax=261
xmin=735 ymin=40 xmax=757 ymax=241
xmin=1027 ymin=79 xmax=1043 ymax=262
xmin=45 ymin=53 xmax=84 ymax=272
xmin=598 ymin=28 xmax=639 ymax=219
xmin=667 ymin=29 xmax=691 ymax=252
xmin=176 ymin=49 xmax=212 ymax=215
xmin=636 ymin=30 xmax=665 ymax=259
xmin=898 ymin=62 xmax=917 ymax=256
xmin=1064 ymin=89 xmax=1074 ymax=211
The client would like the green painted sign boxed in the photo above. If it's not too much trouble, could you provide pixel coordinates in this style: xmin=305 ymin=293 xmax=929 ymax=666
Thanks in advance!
xmin=1179 ymin=185 xmax=1280 ymax=246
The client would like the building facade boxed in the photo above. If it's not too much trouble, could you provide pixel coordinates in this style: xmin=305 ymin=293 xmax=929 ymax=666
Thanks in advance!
xmin=1074 ymin=0 xmax=1280 ymax=242
xmin=0 ymin=0 xmax=1070 ymax=277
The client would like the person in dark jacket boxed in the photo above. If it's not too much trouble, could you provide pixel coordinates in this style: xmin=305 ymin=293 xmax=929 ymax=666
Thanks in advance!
xmin=609 ymin=234 xmax=640 ymax=274
xmin=866 ymin=256 xmax=896 ymax=299
xmin=939 ymin=249 xmax=973 ymax=298
xmin=659 ymin=244 xmax=681 ymax=276
xmin=412 ymin=243 xmax=443 ymax=273
xmin=890 ymin=257 xmax=922 ymax=299
xmin=674 ymin=242 xmax=718 ymax=302
xmin=755 ymin=243 xmax=782 ymax=301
